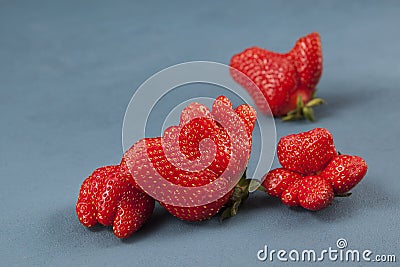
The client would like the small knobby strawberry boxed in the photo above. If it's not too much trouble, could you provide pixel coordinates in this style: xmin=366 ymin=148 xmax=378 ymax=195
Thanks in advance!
xmin=260 ymin=129 xmax=367 ymax=211
xmin=277 ymin=128 xmax=337 ymax=175
xmin=122 ymin=96 xmax=257 ymax=222
xmin=76 ymin=165 xmax=155 ymax=238
xmin=262 ymin=168 xmax=302 ymax=198
xmin=281 ymin=179 xmax=302 ymax=207
xmin=230 ymin=32 xmax=324 ymax=121
xmin=320 ymin=155 xmax=368 ymax=194
xmin=298 ymin=175 xmax=334 ymax=211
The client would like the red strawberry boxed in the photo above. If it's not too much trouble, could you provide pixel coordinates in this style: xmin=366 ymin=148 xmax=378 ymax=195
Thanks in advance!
xmin=230 ymin=48 xmax=298 ymax=116
xmin=277 ymin=128 xmax=337 ymax=175
xmin=262 ymin=168 xmax=302 ymax=198
xmin=113 ymin=187 xmax=155 ymax=238
xmin=76 ymin=165 xmax=155 ymax=238
xmin=281 ymin=179 xmax=302 ymax=207
xmin=230 ymin=32 xmax=324 ymax=120
xmin=76 ymin=177 xmax=97 ymax=227
xmin=298 ymin=175 xmax=334 ymax=211
xmin=286 ymin=32 xmax=323 ymax=92
xmin=234 ymin=104 xmax=258 ymax=145
xmin=89 ymin=165 xmax=130 ymax=226
xmin=122 ymin=96 xmax=257 ymax=221
xmin=320 ymin=155 xmax=368 ymax=194
xmin=119 ymin=157 xmax=141 ymax=190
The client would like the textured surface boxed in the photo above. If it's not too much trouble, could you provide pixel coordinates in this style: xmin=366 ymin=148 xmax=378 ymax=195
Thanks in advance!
xmin=1 ymin=0 xmax=399 ymax=266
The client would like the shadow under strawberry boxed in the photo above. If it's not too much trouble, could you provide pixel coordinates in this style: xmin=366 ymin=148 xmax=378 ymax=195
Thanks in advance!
xmin=309 ymin=180 xmax=392 ymax=223
xmin=315 ymin=88 xmax=376 ymax=120
xmin=121 ymin=204 xmax=170 ymax=243
xmin=44 ymin=206 xmax=120 ymax=250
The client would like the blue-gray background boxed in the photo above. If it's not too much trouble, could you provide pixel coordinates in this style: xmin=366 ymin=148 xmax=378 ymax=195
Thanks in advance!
xmin=1 ymin=0 xmax=399 ymax=266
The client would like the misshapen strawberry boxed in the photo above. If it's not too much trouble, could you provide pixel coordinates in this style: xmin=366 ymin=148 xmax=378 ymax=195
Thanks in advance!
xmin=298 ymin=176 xmax=334 ymax=211
xmin=320 ymin=155 xmax=368 ymax=194
xmin=281 ymin=179 xmax=302 ymax=207
xmin=260 ymin=128 xmax=367 ymax=212
xmin=113 ymin=187 xmax=155 ymax=238
xmin=76 ymin=165 xmax=155 ymax=238
xmin=122 ymin=96 xmax=257 ymax=221
xmin=262 ymin=168 xmax=302 ymax=198
xmin=230 ymin=32 xmax=324 ymax=121
xmin=286 ymin=32 xmax=323 ymax=93
xmin=230 ymin=48 xmax=298 ymax=116
xmin=277 ymin=128 xmax=337 ymax=175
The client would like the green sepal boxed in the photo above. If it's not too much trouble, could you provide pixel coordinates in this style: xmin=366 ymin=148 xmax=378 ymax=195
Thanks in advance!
xmin=257 ymin=184 xmax=267 ymax=192
xmin=306 ymin=98 xmax=325 ymax=107
xmin=303 ymin=107 xmax=315 ymax=121
xmin=219 ymin=170 xmax=250 ymax=222
xmin=281 ymin=94 xmax=325 ymax=122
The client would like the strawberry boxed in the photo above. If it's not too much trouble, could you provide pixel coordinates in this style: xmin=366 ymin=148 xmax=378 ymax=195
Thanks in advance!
xmin=76 ymin=176 xmax=97 ymax=227
xmin=76 ymin=165 xmax=155 ymax=238
xmin=320 ymin=155 xmax=368 ymax=194
xmin=262 ymin=168 xmax=302 ymax=198
xmin=230 ymin=48 xmax=298 ymax=116
xmin=260 ymin=128 xmax=366 ymax=211
xmin=113 ymin=187 xmax=155 ymax=238
xmin=280 ymin=179 xmax=302 ymax=207
xmin=119 ymin=157 xmax=140 ymax=190
xmin=122 ymin=96 xmax=257 ymax=221
xmin=286 ymin=32 xmax=323 ymax=93
xmin=298 ymin=175 xmax=334 ymax=211
xmin=89 ymin=165 xmax=129 ymax=226
xmin=230 ymin=32 xmax=324 ymax=121
xmin=277 ymin=128 xmax=337 ymax=175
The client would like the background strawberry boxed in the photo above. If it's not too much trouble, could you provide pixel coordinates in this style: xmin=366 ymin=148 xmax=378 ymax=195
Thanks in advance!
xmin=277 ymin=128 xmax=337 ymax=175
xmin=320 ymin=155 xmax=368 ymax=194
xmin=230 ymin=47 xmax=298 ymax=116
xmin=230 ymin=32 xmax=324 ymax=121
xmin=286 ymin=32 xmax=323 ymax=93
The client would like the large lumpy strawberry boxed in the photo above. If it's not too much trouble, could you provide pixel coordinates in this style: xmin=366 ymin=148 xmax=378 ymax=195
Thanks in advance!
xmin=122 ymin=96 xmax=257 ymax=221
xmin=230 ymin=32 xmax=324 ymax=121
xmin=277 ymin=128 xmax=337 ymax=175
xmin=320 ymin=155 xmax=368 ymax=194
xmin=76 ymin=165 xmax=155 ymax=238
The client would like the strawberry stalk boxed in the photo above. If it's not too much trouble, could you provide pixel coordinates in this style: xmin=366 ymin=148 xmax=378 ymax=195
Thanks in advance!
xmin=219 ymin=170 xmax=251 ymax=222
xmin=281 ymin=95 xmax=325 ymax=122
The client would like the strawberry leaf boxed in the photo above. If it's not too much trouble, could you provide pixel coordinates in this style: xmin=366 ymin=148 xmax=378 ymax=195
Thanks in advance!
xmin=219 ymin=170 xmax=250 ymax=222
